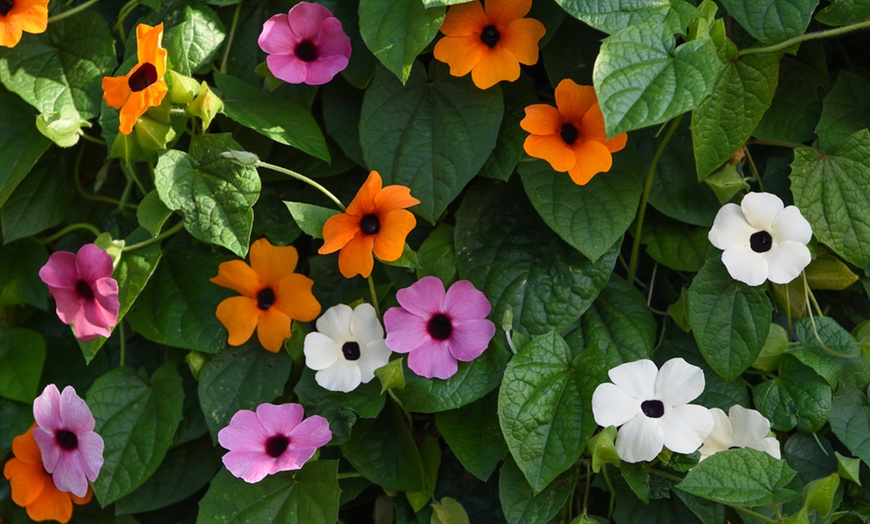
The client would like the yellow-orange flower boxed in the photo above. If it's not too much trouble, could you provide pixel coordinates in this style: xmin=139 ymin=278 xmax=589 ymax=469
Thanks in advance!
xmin=318 ymin=171 xmax=419 ymax=279
xmin=101 ymin=23 xmax=168 ymax=135
xmin=211 ymin=238 xmax=321 ymax=353
xmin=520 ymin=79 xmax=628 ymax=185
xmin=0 ymin=0 xmax=48 ymax=48
xmin=433 ymin=0 xmax=545 ymax=90
xmin=3 ymin=426 xmax=92 ymax=524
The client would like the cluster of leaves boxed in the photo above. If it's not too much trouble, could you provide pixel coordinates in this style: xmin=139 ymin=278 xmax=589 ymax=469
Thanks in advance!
xmin=2 ymin=0 xmax=870 ymax=522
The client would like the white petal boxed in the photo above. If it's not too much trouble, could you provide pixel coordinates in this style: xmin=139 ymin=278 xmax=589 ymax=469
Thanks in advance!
xmin=350 ymin=303 xmax=385 ymax=344
xmin=303 ymin=332 xmax=341 ymax=370
xmin=658 ymin=404 xmax=714 ymax=454
xmin=721 ymin=246 xmax=770 ymax=286
xmin=655 ymin=357 xmax=705 ymax=406
xmin=615 ymin=415 xmax=664 ymax=463
xmin=698 ymin=408 xmax=734 ymax=460
xmin=771 ymin=206 xmax=812 ymax=244
xmin=592 ymin=383 xmax=642 ymax=428
xmin=607 ymin=359 xmax=657 ymax=401
xmin=754 ymin=437 xmax=782 ymax=459
xmin=315 ymin=359 xmax=362 ymax=392
xmin=763 ymin=241 xmax=811 ymax=284
xmin=315 ymin=304 xmax=353 ymax=341
xmin=741 ymin=192 xmax=784 ymax=231
xmin=708 ymin=203 xmax=756 ymax=250
xmin=356 ymin=340 xmax=393 ymax=383
xmin=728 ymin=405 xmax=771 ymax=448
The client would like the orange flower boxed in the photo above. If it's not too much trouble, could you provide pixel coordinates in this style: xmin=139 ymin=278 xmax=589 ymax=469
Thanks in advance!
xmin=318 ymin=171 xmax=419 ymax=279
xmin=211 ymin=238 xmax=321 ymax=353
xmin=3 ymin=426 xmax=92 ymax=524
xmin=0 ymin=0 xmax=48 ymax=48
xmin=520 ymin=79 xmax=628 ymax=185
xmin=433 ymin=0 xmax=545 ymax=90
xmin=101 ymin=23 xmax=168 ymax=135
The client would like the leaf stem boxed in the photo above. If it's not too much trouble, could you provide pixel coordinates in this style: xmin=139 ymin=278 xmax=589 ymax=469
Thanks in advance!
xmin=730 ymin=505 xmax=778 ymax=524
xmin=750 ymin=138 xmax=806 ymax=149
xmin=220 ymin=1 xmax=243 ymax=74
xmin=35 ymin=223 xmax=102 ymax=243
xmin=119 ymin=321 xmax=126 ymax=368
xmin=646 ymin=466 xmax=683 ymax=482
xmin=47 ymin=0 xmax=102 ymax=23
xmin=255 ymin=161 xmax=346 ymax=212
xmin=802 ymin=271 xmax=858 ymax=358
xmin=336 ymin=471 xmax=363 ymax=480
xmin=627 ymin=114 xmax=683 ymax=284
xmin=739 ymin=20 xmax=870 ymax=57
xmin=122 ymin=222 xmax=184 ymax=252
xmin=367 ymin=275 xmax=382 ymax=318
xmin=601 ymin=465 xmax=615 ymax=520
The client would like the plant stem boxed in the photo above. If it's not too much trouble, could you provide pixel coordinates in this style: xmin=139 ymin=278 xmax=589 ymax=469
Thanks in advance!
xmin=122 ymin=222 xmax=184 ymax=252
xmin=220 ymin=1 xmax=243 ymax=74
xmin=730 ymin=505 xmax=778 ymax=524
xmin=35 ymin=223 xmax=102 ymax=243
xmin=48 ymin=0 xmax=102 ymax=23
xmin=601 ymin=465 xmax=615 ymax=521
xmin=255 ymin=161 xmax=346 ymax=212
xmin=627 ymin=114 xmax=683 ymax=284
xmin=750 ymin=138 xmax=806 ymax=149
xmin=336 ymin=472 xmax=363 ymax=480
xmin=119 ymin=321 xmax=126 ymax=368
xmin=740 ymin=20 xmax=870 ymax=57
xmin=367 ymin=275 xmax=381 ymax=318
xmin=646 ymin=467 xmax=683 ymax=482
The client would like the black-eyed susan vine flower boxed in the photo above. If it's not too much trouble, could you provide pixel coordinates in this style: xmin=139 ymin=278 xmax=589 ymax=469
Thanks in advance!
xmin=0 ymin=0 xmax=49 ymax=48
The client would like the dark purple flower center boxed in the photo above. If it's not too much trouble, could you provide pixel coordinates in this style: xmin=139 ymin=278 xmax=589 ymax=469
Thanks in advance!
xmin=342 ymin=341 xmax=361 ymax=361
xmin=56 ymin=430 xmax=78 ymax=450
xmin=360 ymin=214 xmax=380 ymax=235
xmin=128 ymin=62 xmax=158 ymax=92
xmin=427 ymin=314 xmax=452 ymax=341
xmin=257 ymin=287 xmax=275 ymax=310
xmin=0 ymin=0 xmax=13 ymax=16
xmin=480 ymin=25 xmax=500 ymax=48
xmin=641 ymin=400 xmax=665 ymax=418
xmin=750 ymin=231 xmax=773 ymax=253
xmin=561 ymin=123 xmax=579 ymax=145
xmin=265 ymin=435 xmax=289 ymax=458
xmin=295 ymin=40 xmax=318 ymax=62
xmin=76 ymin=280 xmax=95 ymax=300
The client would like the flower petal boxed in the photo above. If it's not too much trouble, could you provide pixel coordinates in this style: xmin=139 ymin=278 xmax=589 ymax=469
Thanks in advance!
xmin=286 ymin=1 xmax=333 ymax=40
xmin=256 ymin=307 xmax=292 ymax=352
xmin=319 ymin=213 xmax=361 ymax=255
xmin=211 ymin=260 xmax=261 ymax=297
xmin=313 ymin=17 xmax=352 ymax=58
xmin=470 ymin=45 xmax=521 ymax=89
xmin=357 ymin=340 xmax=392 ymax=382
xmin=384 ymin=307 xmax=429 ymax=354
xmin=136 ymin=23 xmax=167 ymax=78
xmin=315 ymin=359 xmax=362 ymax=392
xmin=523 ymin=134 xmax=576 ymax=172
xmin=577 ymin=103 xmax=608 ymax=143
xmin=350 ymin=303 xmax=384 ymax=343
xmin=407 ymin=340 xmax=459 ymax=379
xmin=4 ymin=456 xmax=48 ymax=507
xmin=26 ymin=482 xmax=74 ymax=524
xmin=373 ymin=184 xmax=420 ymax=213
xmin=708 ymin=203 xmax=756 ymax=250
xmin=741 ymin=192 xmax=784 ymax=231
xmin=566 ymin=139 xmax=612 ymax=185
xmin=372 ymin=209 xmax=416 ymax=262
xmin=498 ymin=17 xmax=545 ymax=65
xmin=485 ymin=0 xmax=533 ymax=27
xmin=218 ymin=409 xmax=269 ymax=452
xmin=76 ymin=431 xmax=104 ymax=481
xmin=275 ymin=273 xmax=320 ymax=323
xmin=443 ymin=280 xmax=491 ymax=322
xmin=33 ymin=384 xmax=63 ymax=432
xmin=266 ymin=53 xmax=309 ymax=84
xmin=249 ymin=239 xmax=298 ymax=290
xmin=655 ymin=357 xmax=705 ymax=406
xmin=607 ymin=359 xmax=657 ymax=401
xmin=771 ymin=205 xmax=813 ymax=244
xmin=434 ymin=35 xmax=486 ymax=79
xmin=346 ymin=171 xmax=382 ymax=216
xmin=50 ymin=452 xmax=90 ymax=497
xmin=615 ymin=414 xmax=664 ymax=463
xmin=756 ymin=437 xmax=782 ymax=459
xmin=439 ymin=0 xmax=488 ymax=36
xmin=39 ymin=252 xmax=78 ymax=289
xmin=592 ymin=382 xmax=642 ymax=428
xmin=315 ymin=303 xmax=353 ymax=340
xmin=256 ymin=403 xmax=303 ymax=437
xmin=658 ymin=404 xmax=714 ymax=454
xmin=221 ymin=449 xmax=274 ymax=483
xmin=728 ymin=405 xmax=771 ymax=448
xmin=520 ymin=104 xmax=563 ymax=135
xmin=396 ymin=276 xmax=445 ymax=316
xmin=287 ymin=413 xmax=332 ymax=449
xmin=215 ymin=296 xmax=260 ymax=347
xmin=258 ymin=13 xmax=298 ymax=55
xmin=721 ymin=246 xmax=770 ymax=286
xmin=58 ymin=386 xmax=95 ymax=432
xmin=764 ymin=241 xmax=811 ymax=284
xmin=555 ymin=80 xmax=598 ymax=122
xmin=304 ymin=332 xmax=342 ymax=370
xmin=301 ymin=54 xmax=348 ymax=85
xmin=337 ymin=234 xmax=375 ymax=278
xmin=448 ymin=319 xmax=494 ymax=361
xmin=698 ymin=407 xmax=733 ymax=460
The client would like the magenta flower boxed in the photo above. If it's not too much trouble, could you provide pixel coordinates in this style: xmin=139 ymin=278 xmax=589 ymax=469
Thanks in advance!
xmin=32 ymin=384 xmax=104 ymax=498
xmin=258 ymin=2 xmax=351 ymax=86
xmin=217 ymin=403 xmax=332 ymax=483
xmin=38 ymin=244 xmax=120 ymax=341
xmin=384 ymin=276 xmax=496 ymax=380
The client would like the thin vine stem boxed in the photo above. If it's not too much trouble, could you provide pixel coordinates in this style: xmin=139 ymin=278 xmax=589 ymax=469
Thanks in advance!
xmin=35 ymin=223 xmax=101 ymax=243
xmin=367 ymin=275 xmax=381 ymax=318
xmin=220 ymin=1 xmax=243 ymax=74
xmin=802 ymin=271 xmax=859 ymax=358
xmin=48 ymin=0 xmax=102 ymax=23
xmin=122 ymin=222 xmax=184 ymax=252
xmin=750 ymin=138 xmax=806 ymax=149
xmin=730 ymin=505 xmax=779 ymax=524
xmin=601 ymin=465 xmax=615 ymax=521
xmin=739 ymin=20 xmax=870 ymax=57
xmin=255 ymin=161 xmax=346 ymax=212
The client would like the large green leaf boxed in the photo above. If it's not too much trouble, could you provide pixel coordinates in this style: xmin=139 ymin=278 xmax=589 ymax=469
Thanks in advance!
xmin=0 ymin=327 xmax=45 ymax=403
xmin=358 ymin=0 xmax=444 ymax=83
xmin=754 ymin=58 xmax=828 ymax=144
xmin=498 ymin=456 xmax=578 ymax=524
xmin=0 ymin=153 xmax=70 ymax=243
xmin=154 ymin=133 xmax=260 ymax=257
xmin=815 ymin=71 xmax=870 ymax=151
xmin=816 ymin=0 xmax=870 ymax=25
xmin=640 ymin=212 xmax=709 ymax=272
xmin=554 ymin=0 xmax=672 ymax=34
xmin=692 ymin=53 xmax=781 ymax=179
xmin=0 ymin=241 xmax=48 ymax=311
xmin=753 ymin=356 xmax=831 ymax=432
xmin=0 ymin=10 xmax=115 ymax=118
xmin=435 ymin=392 xmax=506 ymax=481
xmin=0 ymin=93 xmax=50 ymax=210
xmin=359 ymin=62 xmax=503 ymax=223
xmin=164 ymin=4 xmax=225 ymax=75
xmin=593 ymin=23 xmax=722 ymax=135
xmin=88 ymin=364 xmax=184 ymax=505
xmin=790 ymin=129 xmax=870 ymax=267
xmin=829 ymin=386 xmax=870 ymax=467
xmin=580 ymin=277 xmax=656 ymax=364
xmin=0 ymin=398 xmax=31 ymax=454
xmin=792 ymin=316 xmax=870 ymax=389
xmin=719 ymin=0 xmax=819 ymax=44
xmin=687 ymin=257 xmax=772 ymax=382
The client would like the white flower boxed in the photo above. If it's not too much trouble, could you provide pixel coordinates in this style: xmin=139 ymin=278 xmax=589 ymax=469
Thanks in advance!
xmin=698 ymin=405 xmax=781 ymax=461
xmin=708 ymin=192 xmax=812 ymax=286
xmin=591 ymin=358 xmax=714 ymax=463
xmin=303 ymin=303 xmax=392 ymax=392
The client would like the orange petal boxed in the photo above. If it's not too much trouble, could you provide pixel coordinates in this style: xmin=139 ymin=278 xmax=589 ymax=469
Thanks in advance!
xmin=499 ymin=17 xmax=545 ymax=65
xmin=211 ymin=260 xmax=261 ymax=297
xmin=373 ymin=184 xmax=420 ymax=213
xmin=578 ymin=104 xmax=608 ymax=143
xmin=520 ymin=104 xmax=563 ymax=135
xmin=215 ymin=296 xmax=261 ymax=346
xmin=256 ymin=307 xmax=291 ymax=352
xmin=11 ymin=426 xmax=42 ymax=465
xmin=275 ymin=274 xmax=321 ymax=322
xmin=346 ymin=171 xmax=382 ymax=216
xmin=555 ymin=80 xmax=598 ymax=121
xmin=524 ymin=134 xmax=576 ymax=172
xmin=485 ymin=0 xmax=533 ymax=27
xmin=137 ymin=23 xmax=167 ymax=78
xmin=4 ymin=459 xmax=47 ymax=507
xmin=319 ymin=214 xmax=361 ymax=255
xmin=0 ymin=19 xmax=23 ymax=48
xmin=338 ymin=234 xmax=375 ymax=278
xmin=14 ymin=0 xmax=49 ymax=34
xmin=605 ymin=130 xmax=628 ymax=153
xmin=71 ymin=487 xmax=92 ymax=505
xmin=434 ymin=35 xmax=485 ymax=78
xmin=567 ymin=140 xmax=613 ymax=185
xmin=372 ymin=210 xmax=416 ymax=262
xmin=102 ymin=74 xmax=132 ymax=110
xmin=249 ymin=238 xmax=298 ymax=289
xmin=439 ymin=0 xmax=488 ymax=36
xmin=27 ymin=483 xmax=74 ymax=524
xmin=470 ymin=46 xmax=520 ymax=89
xmin=117 ymin=91 xmax=148 ymax=135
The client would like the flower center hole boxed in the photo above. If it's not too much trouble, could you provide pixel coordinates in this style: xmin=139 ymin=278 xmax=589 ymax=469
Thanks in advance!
xmin=257 ymin=288 xmax=275 ymax=310
xmin=427 ymin=314 xmax=452 ymax=340
xmin=56 ymin=430 xmax=78 ymax=450
xmin=480 ymin=25 xmax=500 ymax=48
xmin=0 ymin=0 xmax=13 ymax=16
xmin=641 ymin=399 xmax=665 ymax=418
xmin=128 ymin=62 xmax=158 ymax=92
xmin=265 ymin=435 xmax=289 ymax=458
xmin=560 ymin=123 xmax=579 ymax=145
xmin=76 ymin=280 xmax=94 ymax=300
xmin=342 ymin=341 xmax=361 ymax=361
xmin=295 ymin=40 xmax=318 ymax=62
xmin=360 ymin=214 xmax=380 ymax=235
xmin=749 ymin=231 xmax=773 ymax=253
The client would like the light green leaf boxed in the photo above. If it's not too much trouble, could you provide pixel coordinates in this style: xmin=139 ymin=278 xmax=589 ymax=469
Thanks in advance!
xmin=829 ymin=386 xmax=870 ymax=466
xmin=802 ymin=474 xmax=839 ymax=517
xmin=435 ymin=392 xmax=506 ymax=481
xmin=719 ymin=0 xmax=819 ymax=44
xmin=815 ymin=71 xmax=870 ymax=150
xmin=284 ymin=201 xmax=339 ymax=240
xmin=164 ymin=4 xmax=226 ymax=76
xmin=0 ymin=327 xmax=45 ymax=403
xmin=0 ymin=93 xmax=51 ymax=211
xmin=498 ymin=456 xmax=578 ymax=524
xmin=804 ymin=253 xmax=858 ymax=291
xmin=816 ymin=0 xmax=870 ymax=25
xmin=554 ymin=0 xmax=672 ymax=34
xmin=137 ymin=191 xmax=173 ymax=236
xmin=431 ymin=497 xmax=470 ymax=524
xmin=835 ymin=452 xmax=862 ymax=485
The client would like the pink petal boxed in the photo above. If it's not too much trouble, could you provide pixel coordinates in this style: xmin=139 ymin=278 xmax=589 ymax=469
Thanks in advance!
xmin=218 ymin=410 xmax=270 ymax=452
xmin=58 ymin=386 xmax=95 ymax=433
xmin=287 ymin=414 xmax=331 ymax=449
xmin=73 ymin=299 xmax=114 ymax=341
xmin=384 ymin=308 xmax=428 ymax=354
xmin=75 ymin=244 xmax=113 ymax=285
xmin=286 ymin=2 xmax=333 ymax=40
xmin=221 ymin=449 xmax=275 ymax=484
xmin=259 ymin=13 xmax=299 ymax=55
xmin=33 ymin=384 xmax=63 ymax=432
xmin=38 ymin=252 xmax=78 ymax=289
xmin=447 ymin=319 xmax=494 ymax=362
xmin=302 ymin=55 xmax=349 ymax=85
xmin=407 ymin=340 xmax=458 ymax=379
xmin=396 ymin=276 xmax=445 ymax=316
xmin=256 ymin=403 xmax=303 ymax=437
xmin=93 ymin=277 xmax=120 ymax=315
xmin=77 ymin=431 xmax=104 ymax=481
xmin=443 ymin=280 xmax=491 ymax=322
xmin=33 ymin=427 xmax=61 ymax=472
xmin=267 ymin=53 xmax=309 ymax=84
xmin=51 ymin=451 xmax=90 ymax=497
xmin=49 ymin=287 xmax=84 ymax=326
xmin=312 ymin=17 xmax=351 ymax=58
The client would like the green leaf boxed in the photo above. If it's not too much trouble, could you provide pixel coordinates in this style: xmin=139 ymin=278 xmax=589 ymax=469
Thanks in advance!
xmin=430 ymin=497 xmax=470 ymax=524
xmin=581 ymin=277 xmax=656 ymax=364
xmin=754 ymin=57 xmax=828 ymax=144
xmin=829 ymin=386 xmax=870 ymax=466
xmin=164 ymin=4 xmax=225 ymax=76
xmin=784 ymin=432 xmax=837 ymax=485
xmin=197 ymin=461 xmax=340 ymax=523
xmin=479 ymin=79 xmax=537 ymax=181
xmin=435 ymin=392 xmax=507 ymax=481
xmin=587 ymin=426 xmax=619 ymax=473
xmin=753 ymin=356 xmax=831 ymax=432
xmin=793 ymin=316 xmax=870 ymax=389
xmin=284 ymin=201 xmax=340 ymax=240
xmin=88 ymin=364 xmax=184 ymax=505
xmin=358 ymin=0 xmax=444 ymax=83
xmin=0 ymin=241 xmax=48 ymax=310
xmin=454 ymin=181 xmax=617 ymax=339
xmin=554 ymin=0 xmax=672 ymax=34
xmin=687 ymin=257 xmax=772 ymax=381
xmin=155 ymin=134 xmax=260 ymax=257
xmin=360 ymin=62 xmax=503 ymax=223
xmin=692 ymin=53 xmax=780 ymax=178
xmin=835 ymin=452 xmax=862 ymax=485
xmin=421 ymin=0 xmax=467 ymax=6
xmin=498 ymin=332 xmax=603 ymax=492
xmin=0 ymin=153 xmax=70 ymax=243
xmin=406 ymin=432 xmax=441 ymax=512
xmin=0 ymin=398 xmax=31 ymax=453
xmin=804 ymin=253 xmax=858 ymax=290
xmin=719 ymin=0 xmax=819 ymax=44
xmin=0 ymin=10 xmax=115 ymax=118
xmin=802 ymin=473 xmax=839 ymax=517
xmin=816 ymin=0 xmax=870 ymax=25
xmin=752 ymin=323 xmax=792 ymax=372
xmin=0 ymin=327 xmax=45 ymax=403
xmin=0 ymin=93 xmax=51 ymax=210
xmin=498 ymin=456 xmax=578 ymax=524
xmin=815 ymin=71 xmax=870 ymax=150
xmin=416 ymin=223 xmax=457 ymax=283
xmin=677 ymin=448 xmax=799 ymax=506
xmin=593 ymin=24 xmax=722 ymax=135
xmin=198 ymin=341 xmax=294 ymax=440
xmin=137 ymin=191 xmax=173 ymax=236
xmin=374 ymin=358 xmax=405 ymax=393
xmin=214 ymin=73 xmax=330 ymax=162
xmin=640 ymin=212 xmax=709 ymax=272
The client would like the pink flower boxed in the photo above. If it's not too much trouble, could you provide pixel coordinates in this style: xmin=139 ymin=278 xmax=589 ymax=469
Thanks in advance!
xmin=258 ymin=2 xmax=351 ymax=86
xmin=32 ymin=384 xmax=104 ymax=498
xmin=38 ymin=244 xmax=120 ymax=341
xmin=217 ymin=403 xmax=332 ymax=483
xmin=384 ymin=276 xmax=496 ymax=380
